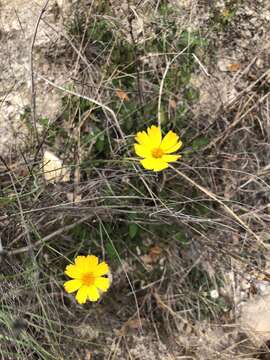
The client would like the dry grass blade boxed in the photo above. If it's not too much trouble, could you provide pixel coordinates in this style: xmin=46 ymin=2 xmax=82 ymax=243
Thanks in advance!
xmin=37 ymin=74 xmax=125 ymax=141
xmin=169 ymin=165 xmax=265 ymax=248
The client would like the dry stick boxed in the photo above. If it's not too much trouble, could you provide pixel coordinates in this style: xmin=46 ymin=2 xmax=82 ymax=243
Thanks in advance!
xmin=0 ymin=154 xmax=12 ymax=173
xmin=37 ymin=74 xmax=125 ymax=140
xmin=227 ymin=68 xmax=270 ymax=107
xmin=157 ymin=47 xmax=188 ymax=128
xmin=190 ymin=225 xmax=270 ymax=281
xmin=204 ymin=69 xmax=270 ymax=150
xmin=98 ymin=217 xmax=143 ymax=334
xmin=192 ymin=53 xmax=211 ymax=77
xmin=169 ymin=165 xmax=264 ymax=248
xmin=153 ymin=291 xmax=189 ymax=325
xmin=38 ymin=76 xmax=159 ymax=212
xmin=9 ymin=172 xmax=46 ymax=325
xmin=42 ymin=18 xmax=95 ymax=75
xmin=231 ymin=56 xmax=257 ymax=87
xmin=0 ymin=236 xmax=3 ymax=256
xmin=9 ymin=173 xmax=35 ymax=259
xmin=9 ymin=215 xmax=93 ymax=256
xmin=39 ymin=76 xmax=160 ymax=221
xmin=30 ymin=0 xmax=50 ymax=143
xmin=207 ymin=91 xmax=270 ymax=149
xmin=127 ymin=3 xmax=144 ymax=108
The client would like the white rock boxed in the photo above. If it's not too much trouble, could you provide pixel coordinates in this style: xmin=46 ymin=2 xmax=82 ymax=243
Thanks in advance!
xmin=240 ymin=294 xmax=270 ymax=346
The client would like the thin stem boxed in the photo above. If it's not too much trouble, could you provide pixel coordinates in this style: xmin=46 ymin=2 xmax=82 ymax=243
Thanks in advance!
xmin=157 ymin=47 xmax=188 ymax=127
xmin=169 ymin=164 xmax=265 ymax=248
xmin=30 ymin=0 xmax=50 ymax=144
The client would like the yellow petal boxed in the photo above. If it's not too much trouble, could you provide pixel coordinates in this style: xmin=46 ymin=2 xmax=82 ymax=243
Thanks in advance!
xmin=87 ymin=285 xmax=100 ymax=302
xmin=64 ymin=279 xmax=82 ymax=293
xmin=160 ymin=131 xmax=179 ymax=151
xmin=163 ymin=140 xmax=182 ymax=154
xmin=135 ymin=131 xmax=151 ymax=146
xmin=85 ymin=255 xmax=99 ymax=269
xmin=95 ymin=277 xmax=110 ymax=292
xmin=134 ymin=144 xmax=151 ymax=158
xmin=147 ymin=126 xmax=162 ymax=147
xmin=152 ymin=159 xmax=169 ymax=171
xmin=94 ymin=262 xmax=109 ymax=276
xmin=140 ymin=158 xmax=154 ymax=170
xmin=65 ymin=264 xmax=82 ymax=279
xmin=161 ymin=154 xmax=181 ymax=162
xmin=74 ymin=256 xmax=87 ymax=266
xmin=75 ymin=285 xmax=88 ymax=304
xmin=140 ymin=158 xmax=168 ymax=171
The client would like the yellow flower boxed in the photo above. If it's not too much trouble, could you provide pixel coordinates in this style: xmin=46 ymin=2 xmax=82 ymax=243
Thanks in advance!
xmin=134 ymin=125 xmax=182 ymax=171
xmin=64 ymin=255 xmax=110 ymax=304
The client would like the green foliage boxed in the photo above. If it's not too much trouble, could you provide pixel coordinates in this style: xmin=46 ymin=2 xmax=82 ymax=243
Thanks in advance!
xmin=59 ymin=5 xmax=208 ymax=155
xmin=95 ymin=132 xmax=106 ymax=153
xmin=174 ymin=229 xmax=189 ymax=245
xmin=0 ymin=196 xmax=15 ymax=206
xmin=192 ymin=203 xmax=210 ymax=217
xmin=189 ymin=266 xmax=209 ymax=290
xmin=158 ymin=3 xmax=175 ymax=17
xmin=105 ymin=243 xmax=119 ymax=261
xmin=184 ymin=87 xmax=200 ymax=102
xmin=88 ymin=19 xmax=113 ymax=45
xmin=191 ymin=137 xmax=209 ymax=151
xmin=38 ymin=117 xmax=65 ymax=146
xmin=209 ymin=1 xmax=239 ymax=30
xmin=128 ymin=223 xmax=139 ymax=239
xmin=70 ymin=224 xmax=92 ymax=242
xmin=178 ymin=30 xmax=208 ymax=49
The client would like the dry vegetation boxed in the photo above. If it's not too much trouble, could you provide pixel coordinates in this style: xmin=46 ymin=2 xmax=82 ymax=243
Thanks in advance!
xmin=1 ymin=0 xmax=270 ymax=359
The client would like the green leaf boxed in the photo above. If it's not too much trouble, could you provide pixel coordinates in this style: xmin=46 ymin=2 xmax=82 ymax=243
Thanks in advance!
xmin=38 ymin=117 xmax=50 ymax=127
xmin=191 ymin=137 xmax=209 ymax=151
xmin=174 ymin=230 xmax=188 ymax=245
xmin=105 ymin=243 xmax=118 ymax=260
xmin=193 ymin=203 xmax=210 ymax=217
xmin=178 ymin=31 xmax=208 ymax=48
xmin=128 ymin=223 xmax=139 ymax=239
xmin=0 ymin=197 xmax=15 ymax=205
xmin=184 ymin=87 xmax=200 ymax=101
xmin=96 ymin=134 xmax=105 ymax=152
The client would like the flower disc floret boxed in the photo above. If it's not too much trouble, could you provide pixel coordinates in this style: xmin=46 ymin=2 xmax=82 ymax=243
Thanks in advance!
xmin=152 ymin=147 xmax=164 ymax=158
xmin=134 ymin=125 xmax=182 ymax=171
xmin=64 ymin=255 xmax=110 ymax=304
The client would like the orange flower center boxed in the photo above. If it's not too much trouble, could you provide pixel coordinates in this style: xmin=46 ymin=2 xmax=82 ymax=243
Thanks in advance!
xmin=152 ymin=147 xmax=164 ymax=158
xmin=82 ymin=272 xmax=95 ymax=286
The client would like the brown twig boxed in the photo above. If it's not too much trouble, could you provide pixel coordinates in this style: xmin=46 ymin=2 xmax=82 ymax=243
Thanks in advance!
xmin=126 ymin=1 xmax=144 ymax=109
xmin=30 ymin=0 xmax=50 ymax=144
xmin=169 ymin=165 xmax=265 ymax=248
xmin=206 ymin=91 xmax=270 ymax=149
xmin=37 ymin=74 xmax=125 ymax=141
xmin=8 ymin=215 xmax=93 ymax=255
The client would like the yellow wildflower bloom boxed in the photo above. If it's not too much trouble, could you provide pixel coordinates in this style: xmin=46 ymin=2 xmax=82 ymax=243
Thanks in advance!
xmin=64 ymin=255 xmax=110 ymax=304
xmin=134 ymin=125 xmax=182 ymax=171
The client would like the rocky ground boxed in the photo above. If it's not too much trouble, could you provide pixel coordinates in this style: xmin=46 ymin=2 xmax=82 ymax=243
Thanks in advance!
xmin=0 ymin=0 xmax=74 ymax=158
